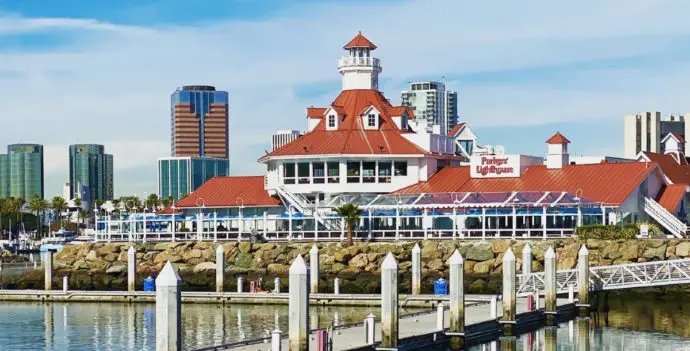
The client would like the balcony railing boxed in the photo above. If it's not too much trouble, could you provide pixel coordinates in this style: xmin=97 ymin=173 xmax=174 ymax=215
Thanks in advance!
xmin=338 ymin=57 xmax=381 ymax=69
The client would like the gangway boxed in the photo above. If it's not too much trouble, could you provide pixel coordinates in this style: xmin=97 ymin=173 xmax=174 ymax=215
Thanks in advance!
xmin=517 ymin=258 xmax=690 ymax=296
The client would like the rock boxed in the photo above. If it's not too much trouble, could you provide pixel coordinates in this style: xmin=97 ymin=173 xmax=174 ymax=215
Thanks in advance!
xmin=238 ymin=242 xmax=252 ymax=254
xmin=349 ymin=254 xmax=369 ymax=269
xmin=676 ymin=242 xmax=690 ymax=257
xmin=464 ymin=261 xmax=476 ymax=273
xmin=235 ymin=253 xmax=253 ymax=268
xmin=183 ymin=249 xmax=203 ymax=261
xmin=666 ymin=245 xmax=676 ymax=259
xmin=399 ymin=262 xmax=412 ymax=272
xmin=619 ymin=243 xmax=641 ymax=261
xmin=531 ymin=261 xmax=543 ymax=272
xmin=334 ymin=250 xmax=352 ymax=263
xmin=103 ymin=253 xmax=119 ymax=262
xmin=169 ymin=255 xmax=183 ymax=263
xmin=491 ymin=240 xmax=510 ymax=254
xmin=473 ymin=260 xmax=494 ymax=274
xmin=646 ymin=240 xmax=666 ymax=248
xmin=586 ymin=239 xmax=606 ymax=249
xmin=106 ymin=265 xmax=126 ymax=274
xmin=642 ymin=244 xmax=666 ymax=260
xmin=421 ymin=241 xmax=439 ymax=259
xmin=427 ymin=258 xmax=444 ymax=271
xmin=557 ymin=243 xmax=580 ymax=270
xmin=193 ymin=262 xmax=217 ymax=273
xmin=267 ymin=264 xmax=289 ymax=275
xmin=331 ymin=263 xmax=346 ymax=274
xmin=154 ymin=243 xmax=171 ymax=251
xmin=600 ymin=243 xmax=622 ymax=260
xmin=466 ymin=242 xmax=493 ymax=262
xmin=367 ymin=252 xmax=383 ymax=264
xmin=85 ymin=250 xmax=98 ymax=261
xmin=96 ymin=245 xmax=119 ymax=256
xmin=468 ymin=279 xmax=487 ymax=294
xmin=194 ymin=242 xmax=211 ymax=250
xmin=153 ymin=252 xmax=169 ymax=264
xmin=73 ymin=259 xmax=89 ymax=270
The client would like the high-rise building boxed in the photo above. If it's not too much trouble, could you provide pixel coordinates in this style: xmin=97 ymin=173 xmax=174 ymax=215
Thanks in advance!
xmin=170 ymin=85 xmax=229 ymax=158
xmin=0 ymin=154 xmax=8 ymax=198
xmin=401 ymin=82 xmax=459 ymax=135
xmin=272 ymin=130 xmax=301 ymax=151
xmin=158 ymin=156 xmax=230 ymax=201
xmin=4 ymin=144 xmax=44 ymax=199
xmin=69 ymin=144 xmax=114 ymax=204
xmin=623 ymin=112 xmax=690 ymax=159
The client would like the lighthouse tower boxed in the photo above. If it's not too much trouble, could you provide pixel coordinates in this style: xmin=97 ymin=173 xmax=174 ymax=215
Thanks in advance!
xmin=338 ymin=32 xmax=382 ymax=91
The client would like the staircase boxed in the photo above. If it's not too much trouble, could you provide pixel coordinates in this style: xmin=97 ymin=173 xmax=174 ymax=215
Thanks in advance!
xmin=276 ymin=186 xmax=341 ymax=231
xmin=644 ymin=197 xmax=687 ymax=238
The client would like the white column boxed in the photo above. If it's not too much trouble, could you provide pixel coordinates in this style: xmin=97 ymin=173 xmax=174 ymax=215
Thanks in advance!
xmin=334 ymin=278 xmax=340 ymax=295
xmin=423 ymin=209 xmax=428 ymax=238
xmin=238 ymin=209 xmax=244 ymax=241
xmin=502 ymin=249 xmax=516 ymax=324
xmin=314 ymin=211 xmax=319 ymax=239
xmin=263 ymin=211 xmax=268 ymax=239
xmin=143 ymin=215 xmax=147 ymax=244
xmin=452 ymin=207 xmax=457 ymax=239
xmin=44 ymin=250 xmax=54 ymax=291
xmin=522 ymin=243 xmax=532 ymax=275
xmin=63 ymin=276 xmax=69 ymax=292
xmin=577 ymin=207 xmax=582 ymax=227
xmin=237 ymin=277 xmax=243 ymax=293
xmin=577 ymin=245 xmax=590 ymax=310
xmin=365 ymin=314 xmax=375 ymax=345
xmin=309 ymin=244 xmax=319 ymax=294
xmin=271 ymin=329 xmax=282 ymax=351
xmin=128 ymin=246 xmax=136 ymax=292
xmin=216 ymin=245 xmax=225 ymax=293
xmin=289 ymin=255 xmax=309 ymax=351
xmin=481 ymin=208 xmax=486 ymax=240
xmin=545 ymin=247 xmax=557 ymax=318
xmin=213 ymin=211 xmax=218 ymax=243
xmin=512 ymin=207 xmax=517 ymax=238
xmin=411 ymin=243 xmax=421 ymax=295
xmin=542 ymin=207 xmax=547 ymax=239
xmin=568 ymin=284 xmax=575 ymax=303
xmin=448 ymin=250 xmax=464 ymax=335
xmin=106 ymin=215 xmax=112 ymax=243
xmin=395 ymin=207 xmax=400 ymax=240
xmin=367 ymin=210 xmax=372 ymax=240
xmin=156 ymin=261 xmax=181 ymax=351
xmin=196 ymin=214 xmax=203 ymax=242
xmin=436 ymin=304 xmax=445 ymax=331
xmin=381 ymin=253 xmax=399 ymax=349
xmin=490 ymin=296 xmax=497 ymax=319
xmin=288 ymin=209 xmax=293 ymax=241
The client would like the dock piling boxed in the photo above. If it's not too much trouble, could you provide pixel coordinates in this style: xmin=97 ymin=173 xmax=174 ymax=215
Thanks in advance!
xmin=289 ymin=255 xmax=309 ymax=351
xmin=128 ymin=246 xmax=136 ymax=292
xmin=448 ymin=249 xmax=464 ymax=338
xmin=310 ymin=244 xmax=319 ymax=294
xmin=544 ymin=247 xmax=557 ymax=324
xmin=490 ymin=295 xmax=498 ymax=319
xmin=500 ymin=248 xmax=516 ymax=335
xmin=365 ymin=313 xmax=375 ymax=345
xmin=237 ymin=277 xmax=243 ymax=293
xmin=568 ymin=284 xmax=574 ymax=303
xmin=216 ymin=245 xmax=224 ymax=293
xmin=155 ymin=261 xmax=182 ymax=351
xmin=271 ymin=329 xmax=282 ymax=351
xmin=334 ymin=277 xmax=340 ymax=295
xmin=62 ymin=276 xmax=68 ymax=292
xmin=44 ymin=250 xmax=54 ymax=291
xmin=381 ymin=252 xmax=399 ymax=349
xmin=522 ymin=243 xmax=532 ymax=275
xmin=411 ymin=243 xmax=421 ymax=295
xmin=274 ymin=277 xmax=281 ymax=294
xmin=544 ymin=326 xmax=557 ymax=351
xmin=577 ymin=318 xmax=590 ymax=351
xmin=577 ymin=245 xmax=590 ymax=314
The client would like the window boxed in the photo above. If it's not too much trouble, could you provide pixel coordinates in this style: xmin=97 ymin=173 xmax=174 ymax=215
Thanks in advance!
xmin=347 ymin=161 xmax=360 ymax=183
xmin=367 ymin=114 xmax=376 ymax=127
xmin=401 ymin=116 xmax=407 ymax=130
xmin=378 ymin=162 xmax=392 ymax=183
xmin=283 ymin=163 xmax=295 ymax=184
xmin=328 ymin=115 xmax=336 ymax=128
xmin=327 ymin=162 xmax=340 ymax=183
xmin=362 ymin=162 xmax=376 ymax=183
xmin=313 ymin=163 xmax=325 ymax=184
xmin=298 ymin=163 xmax=310 ymax=184
xmin=394 ymin=161 xmax=407 ymax=176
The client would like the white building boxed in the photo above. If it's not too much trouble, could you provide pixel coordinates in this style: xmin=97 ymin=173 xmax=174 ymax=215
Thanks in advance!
xmin=624 ymin=111 xmax=690 ymax=159
xmin=401 ymin=81 xmax=458 ymax=135
xmin=272 ymin=130 xmax=301 ymax=151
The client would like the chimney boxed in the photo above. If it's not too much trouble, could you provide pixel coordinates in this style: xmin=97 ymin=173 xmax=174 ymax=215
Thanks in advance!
xmin=545 ymin=132 xmax=571 ymax=169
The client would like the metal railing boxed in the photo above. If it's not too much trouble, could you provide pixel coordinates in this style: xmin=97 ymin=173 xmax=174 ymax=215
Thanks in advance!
xmin=644 ymin=197 xmax=686 ymax=238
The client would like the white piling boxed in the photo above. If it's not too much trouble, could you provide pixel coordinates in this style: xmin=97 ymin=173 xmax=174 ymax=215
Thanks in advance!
xmin=436 ymin=304 xmax=445 ymax=331
xmin=128 ymin=246 xmax=136 ymax=292
xmin=310 ymin=244 xmax=319 ymax=294
xmin=156 ymin=261 xmax=182 ymax=351
xmin=577 ymin=245 xmax=590 ymax=310
xmin=490 ymin=296 xmax=498 ymax=319
xmin=411 ymin=243 xmax=421 ymax=295
xmin=568 ymin=284 xmax=575 ymax=303
xmin=216 ymin=245 xmax=225 ymax=293
xmin=381 ymin=252 xmax=399 ymax=349
xmin=544 ymin=247 xmax=557 ymax=317
xmin=34 ymin=260 xmax=38 ymax=270
xmin=274 ymin=277 xmax=281 ymax=294
xmin=334 ymin=277 xmax=340 ymax=295
xmin=272 ymin=329 xmax=282 ymax=351
xmin=365 ymin=314 xmax=375 ymax=345
xmin=63 ymin=276 xmax=68 ymax=292
xmin=289 ymin=255 xmax=309 ymax=351
xmin=522 ymin=243 xmax=532 ymax=275
xmin=501 ymin=248 xmax=516 ymax=328
xmin=448 ymin=249 xmax=464 ymax=335
xmin=44 ymin=250 xmax=54 ymax=291
xmin=237 ymin=277 xmax=243 ymax=293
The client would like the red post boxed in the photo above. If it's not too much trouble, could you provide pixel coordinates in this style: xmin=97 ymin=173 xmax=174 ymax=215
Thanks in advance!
xmin=526 ymin=294 xmax=534 ymax=312
xmin=316 ymin=330 xmax=328 ymax=351
xmin=250 ymin=281 xmax=256 ymax=293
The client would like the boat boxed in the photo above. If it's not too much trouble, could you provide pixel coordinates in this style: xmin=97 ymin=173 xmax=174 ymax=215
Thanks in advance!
xmin=39 ymin=229 xmax=77 ymax=253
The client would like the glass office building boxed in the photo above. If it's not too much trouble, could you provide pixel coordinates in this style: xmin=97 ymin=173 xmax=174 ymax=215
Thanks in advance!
xmin=158 ymin=157 xmax=229 ymax=201
xmin=4 ymin=144 xmax=44 ymax=199
xmin=0 ymin=154 xmax=8 ymax=198
xmin=69 ymin=144 xmax=114 ymax=203
xmin=170 ymin=86 xmax=229 ymax=159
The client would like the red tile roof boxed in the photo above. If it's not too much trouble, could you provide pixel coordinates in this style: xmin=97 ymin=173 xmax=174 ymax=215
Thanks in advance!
xmin=396 ymin=162 xmax=660 ymax=206
xmin=307 ymin=107 xmax=326 ymax=119
xmin=546 ymin=132 xmax=571 ymax=144
xmin=260 ymin=89 xmax=428 ymax=160
xmin=343 ymin=32 xmax=377 ymax=49
xmin=642 ymin=152 xmax=690 ymax=183
xmin=447 ymin=123 xmax=466 ymax=137
xmin=656 ymin=184 xmax=687 ymax=212
xmin=175 ymin=176 xmax=281 ymax=208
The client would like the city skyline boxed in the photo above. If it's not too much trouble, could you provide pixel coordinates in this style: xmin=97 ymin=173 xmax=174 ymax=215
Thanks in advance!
xmin=2 ymin=0 xmax=690 ymax=197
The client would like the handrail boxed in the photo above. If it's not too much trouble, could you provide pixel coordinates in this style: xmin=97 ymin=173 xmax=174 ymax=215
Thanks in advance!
xmin=644 ymin=197 xmax=686 ymax=238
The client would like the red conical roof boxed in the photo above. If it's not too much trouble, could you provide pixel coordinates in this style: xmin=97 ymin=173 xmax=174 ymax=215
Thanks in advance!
xmin=343 ymin=32 xmax=377 ymax=49
xmin=546 ymin=132 xmax=571 ymax=144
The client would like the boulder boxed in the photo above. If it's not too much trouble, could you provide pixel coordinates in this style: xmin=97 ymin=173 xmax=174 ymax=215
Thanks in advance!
xmin=267 ymin=263 xmax=290 ymax=275
xmin=468 ymin=279 xmax=487 ymax=294
xmin=103 ymin=253 xmax=119 ymax=262
xmin=235 ymin=253 xmax=254 ymax=268
xmin=153 ymin=243 xmax=171 ymax=251
xmin=557 ymin=243 xmax=580 ymax=270
xmin=473 ymin=260 xmax=494 ymax=274
xmin=666 ymin=245 xmax=676 ymax=259
xmin=427 ymin=258 xmax=444 ymax=271
xmin=464 ymin=261 xmax=476 ymax=273
xmin=331 ymin=263 xmax=346 ymax=274
xmin=491 ymin=240 xmax=510 ymax=254
xmin=193 ymin=262 xmax=217 ymax=273
xmin=334 ymin=250 xmax=352 ymax=263
xmin=74 ymin=259 xmax=90 ymax=270
xmin=619 ymin=243 xmax=641 ymax=261
xmin=194 ymin=242 xmax=211 ymax=250
xmin=96 ymin=245 xmax=119 ymax=256
xmin=466 ymin=242 xmax=493 ymax=262
xmin=349 ymin=254 xmax=369 ymax=269
xmin=421 ymin=241 xmax=439 ymax=259
xmin=642 ymin=244 xmax=667 ymax=260
xmin=238 ymin=242 xmax=252 ymax=254
xmin=85 ymin=250 xmax=98 ymax=261
xmin=106 ymin=265 xmax=126 ymax=274
xmin=600 ymin=243 xmax=622 ymax=260
xmin=169 ymin=255 xmax=184 ymax=263
xmin=367 ymin=252 xmax=383 ymax=264
xmin=676 ymin=242 xmax=690 ymax=257
xmin=183 ymin=249 xmax=203 ymax=261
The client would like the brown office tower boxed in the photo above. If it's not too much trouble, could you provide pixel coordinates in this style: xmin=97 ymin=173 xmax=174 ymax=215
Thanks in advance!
xmin=171 ymin=85 xmax=229 ymax=158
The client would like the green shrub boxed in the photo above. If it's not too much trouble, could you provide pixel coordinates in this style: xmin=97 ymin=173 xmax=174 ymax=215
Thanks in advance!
xmin=576 ymin=224 xmax=637 ymax=240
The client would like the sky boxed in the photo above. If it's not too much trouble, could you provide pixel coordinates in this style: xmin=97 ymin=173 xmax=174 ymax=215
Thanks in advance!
xmin=1 ymin=0 xmax=690 ymax=198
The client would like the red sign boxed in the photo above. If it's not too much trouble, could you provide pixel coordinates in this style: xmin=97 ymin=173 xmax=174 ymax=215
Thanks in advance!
xmin=475 ymin=157 xmax=514 ymax=176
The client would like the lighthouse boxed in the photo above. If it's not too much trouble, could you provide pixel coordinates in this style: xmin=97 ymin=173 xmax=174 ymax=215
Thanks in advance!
xmin=337 ymin=32 xmax=382 ymax=91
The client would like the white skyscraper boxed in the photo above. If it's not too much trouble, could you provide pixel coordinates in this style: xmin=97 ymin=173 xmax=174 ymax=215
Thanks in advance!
xmin=623 ymin=111 xmax=690 ymax=159
xmin=401 ymin=82 xmax=458 ymax=135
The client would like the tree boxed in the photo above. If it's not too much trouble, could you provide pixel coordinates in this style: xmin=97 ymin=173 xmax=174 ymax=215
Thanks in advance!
xmin=95 ymin=199 xmax=105 ymax=213
xmin=51 ymin=196 xmax=67 ymax=228
xmin=333 ymin=203 xmax=363 ymax=245
xmin=161 ymin=197 xmax=173 ymax=209
xmin=145 ymin=193 xmax=160 ymax=210
xmin=29 ymin=196 xmax=48 ymax=237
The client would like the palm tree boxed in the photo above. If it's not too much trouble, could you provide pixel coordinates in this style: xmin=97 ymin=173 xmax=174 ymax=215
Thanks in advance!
xmin=146 ymin=193 xmax=160 ymax=210
xmin=0 ymin=198 xmax=7 ymax=238
xmin=161 ymin=197 xmax=173 ymax=209
xmin=333 ymin=203 xmax=363 ymax=245
xmin=29 ymin=196 xmax=45 ymax=237
xmin=51 ymin=196 xmax=67 ymax=229
xmin=95 ymin=199 xmax=105 ymax=213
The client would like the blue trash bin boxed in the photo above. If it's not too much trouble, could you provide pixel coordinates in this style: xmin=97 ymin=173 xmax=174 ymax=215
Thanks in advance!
xmin=433 ymin=278 xmax=448 ymax=295
xmin=143 ymin=276 xmax=155 ymax=292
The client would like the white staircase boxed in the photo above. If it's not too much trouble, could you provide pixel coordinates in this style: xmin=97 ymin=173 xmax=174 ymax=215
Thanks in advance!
xmin=276 ymin=186 xmax=341 ymax=231
xmin=644 ymin=197 xmax=687 ymax=238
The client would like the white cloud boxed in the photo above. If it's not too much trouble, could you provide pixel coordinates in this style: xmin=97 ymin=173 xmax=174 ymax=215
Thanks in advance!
xmin=1 ymin=0 xmax=690 ymax=196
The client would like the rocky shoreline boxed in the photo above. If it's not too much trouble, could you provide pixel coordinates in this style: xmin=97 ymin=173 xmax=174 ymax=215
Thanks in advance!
xmin=3 ymin=239 xmax=690 ymax=293
xmin=0 ymin=249 xmax=28 ymax=263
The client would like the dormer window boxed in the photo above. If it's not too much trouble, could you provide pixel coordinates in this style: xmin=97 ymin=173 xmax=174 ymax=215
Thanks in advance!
xmin=328 ymin=115 xmax=336 ymax=128
xmin=367 ymin=114 xmax=377 ymax=127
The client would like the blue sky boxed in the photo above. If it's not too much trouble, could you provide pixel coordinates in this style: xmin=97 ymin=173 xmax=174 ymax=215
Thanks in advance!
xmin=1 ymin=0 xmax=690 ymax=197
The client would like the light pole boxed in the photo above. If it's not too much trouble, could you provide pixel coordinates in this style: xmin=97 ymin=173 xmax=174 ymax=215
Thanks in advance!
xmin=236 ymin=197 xmax=244 ymax=241
xmin=196 ymin=198 xmax=205 ymax=241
